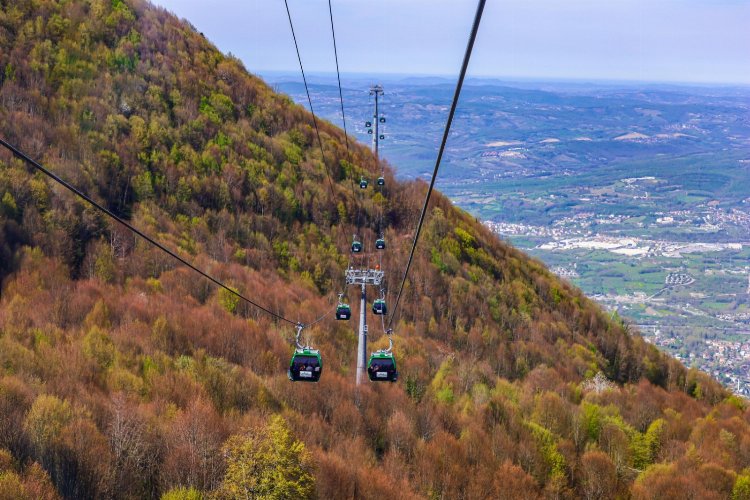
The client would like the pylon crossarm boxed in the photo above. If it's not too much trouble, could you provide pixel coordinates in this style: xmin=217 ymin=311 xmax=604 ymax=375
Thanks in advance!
xmin=345 ymin=268 xmax=384 ymax=286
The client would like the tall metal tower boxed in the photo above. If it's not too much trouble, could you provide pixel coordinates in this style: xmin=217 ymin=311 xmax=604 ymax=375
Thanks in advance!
xmin=369 ymin=84 xmax=384 ymax=159
xmin=345 ymin=268 xmax=384 ymax=385
xmin=345 ymin=85 xmax=388 ymax=386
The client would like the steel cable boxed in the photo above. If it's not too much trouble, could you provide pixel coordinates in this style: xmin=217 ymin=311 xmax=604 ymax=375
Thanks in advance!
xmin=388 ymin=0 xmax=486 ymax=329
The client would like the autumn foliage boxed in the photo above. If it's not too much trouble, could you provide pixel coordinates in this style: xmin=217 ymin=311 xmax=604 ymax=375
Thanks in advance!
xmin=0 ymin=0 xmax=747 ymax=498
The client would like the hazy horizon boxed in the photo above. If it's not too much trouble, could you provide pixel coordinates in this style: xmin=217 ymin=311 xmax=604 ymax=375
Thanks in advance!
xmin=154 ymin=0 xmax=750 ymax=86
xmin=258 ymin=69 xmax=750 ymax=89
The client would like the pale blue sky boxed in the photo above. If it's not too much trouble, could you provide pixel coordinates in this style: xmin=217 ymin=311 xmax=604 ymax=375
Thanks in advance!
xmin=154 ymin=0 xmax=750 ymax=84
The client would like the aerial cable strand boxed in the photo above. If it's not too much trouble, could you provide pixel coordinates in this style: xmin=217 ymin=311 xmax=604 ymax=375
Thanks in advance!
xmin=388 ymin=0 xmax=486 ymax=329
xmin=0 ymin=138 xmax=302 ymax=327
xmin=287 ymin=0 xmax=359 ymax=302
xmin=330 ymin=4 xmax=361 ymax=232
xmin=327 ymin=0 xmax=362 ymax=263
xmin=304 ymin=304 xmax=336 ymax=328
xmin=283 ymin=0 xmax=337 ymax=198
xmin=327 ymin=0 xmax=351 ymax=161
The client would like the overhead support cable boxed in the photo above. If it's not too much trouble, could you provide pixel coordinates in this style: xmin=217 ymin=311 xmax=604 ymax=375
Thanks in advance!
xmin=327 ymin=0 xmax=351 ymax=159
xmin=327 ymin=0 xmax=362 ymax=239
xmin=0 ymin=137 xmax=302 ymax=327
xmin=388 ymin=0 xmax=487 ymax=329
xmin=283 ymin=0 xmax=337 ymax=198
xmin=325 ymin=0 xmax=369 ymax=301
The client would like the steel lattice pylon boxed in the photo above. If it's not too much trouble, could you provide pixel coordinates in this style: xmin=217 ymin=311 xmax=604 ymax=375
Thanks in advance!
xmin=345 ymin=267 xmax=384 ymax=385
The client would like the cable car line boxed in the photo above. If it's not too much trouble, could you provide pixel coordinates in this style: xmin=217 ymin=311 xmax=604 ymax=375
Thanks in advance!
xmin=327 ymin=0 xmax=365 ymax=249
xmin=387 ymin=0 xmax=486 ymax=330
xmin=4 ymin=0 xmax=486 ymax=384
xmin=327 ymin=0 xmax=351 ymax=162
xmin=287 ymin=0 xmax=393 ymax=383
xmin=304 ymin=304 xmax=337 ymax=328
xmin=0 ymin=137 xmax=306 ymax=327
xmin=283 ymin=0 xmax=337 ymax=199
xmin=324 ymin=7 xmax=396 ymax=384
xmin=287 ymin=0 xmax=359 ymax=314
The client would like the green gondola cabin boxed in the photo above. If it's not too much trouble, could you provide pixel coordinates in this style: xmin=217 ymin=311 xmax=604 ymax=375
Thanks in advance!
xmin=288 ymin=348 xmax=323 ymax=382
xmin=336 ymin=303 xmax=351 ymax=320
xmin=372 ymin=298 xmax=387 ymax=315
xmin=367 ymin=351 xmax=398 ymax=382
xmin=375 ymin=238 xmax=386 ymax=250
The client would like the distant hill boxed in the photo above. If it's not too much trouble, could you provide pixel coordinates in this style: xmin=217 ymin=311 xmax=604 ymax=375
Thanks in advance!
xmin=1 ymin=1 xmax=748 ymax=499
xmin=614 ymin=132 xmax=650 ymax=141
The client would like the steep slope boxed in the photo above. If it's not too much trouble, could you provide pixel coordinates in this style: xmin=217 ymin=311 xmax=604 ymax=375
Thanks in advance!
xmin=0 ymin=1 xmax=748 ymax=499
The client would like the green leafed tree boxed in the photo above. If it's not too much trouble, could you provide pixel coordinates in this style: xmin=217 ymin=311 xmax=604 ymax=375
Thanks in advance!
xmin=217 ymin=415 xmax=315 ymax=499
xmin=161 ymin=486 xmax=203 ymax=500
xmin=218 ymin=287 xmax=241 ymax=314
xmin=24 ymin=395 xmax=73 ymax=453
xmin=733 ymin=469 xmax=750 ymax=500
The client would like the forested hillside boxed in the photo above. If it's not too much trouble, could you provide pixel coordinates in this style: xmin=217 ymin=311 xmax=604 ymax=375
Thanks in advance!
xmin=1 ymin=1 xmax=749 ymax=498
